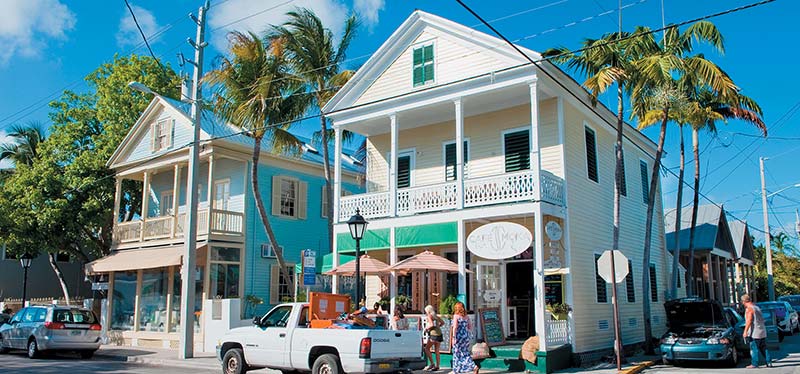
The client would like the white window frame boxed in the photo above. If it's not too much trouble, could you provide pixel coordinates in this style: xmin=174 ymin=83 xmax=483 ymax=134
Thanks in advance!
xmin=209 ymin=245 xmax=244 ymax=300
xmin=442 ymin=138 xmax=471 ymax=181
xmin=160 ymin=190 xmax=174 ymax=216
xmin=583 ymin=121 xmax=599 ymax=183
xmin=277 ymin=263 xmax=296 ymax=302
xmin=213 ymin=178 xmax=231 ymax=211
xmin=278 ymin=177 xmax=300 ymax=218
xmin=411 ymin=39 xmax=437 ymax=88
xmin=388 ymin=148 xmax=416 ymax=189
xmin=500 ymin=126 xmax=531 ymax=173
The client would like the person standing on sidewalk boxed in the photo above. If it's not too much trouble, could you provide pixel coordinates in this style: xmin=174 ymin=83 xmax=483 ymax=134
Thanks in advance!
xmin=451 ymin=302 xmax=478 ymax=374
xmin=742 ymin=294 xmax=772 ymax=368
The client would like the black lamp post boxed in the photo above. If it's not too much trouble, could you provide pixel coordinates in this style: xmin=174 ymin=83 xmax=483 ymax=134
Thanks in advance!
xmin=19 ymin=254 xmax=32 ymax=306
xmin=347 ymin=209 xmax=368 ymax=308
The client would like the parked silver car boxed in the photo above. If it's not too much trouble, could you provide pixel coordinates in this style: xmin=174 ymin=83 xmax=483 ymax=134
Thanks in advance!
xmin=0 ymin=305 xmax=101 ymax=358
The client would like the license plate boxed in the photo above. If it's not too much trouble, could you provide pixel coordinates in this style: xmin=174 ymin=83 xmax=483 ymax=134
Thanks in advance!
xmin=379 ymin=363 xmax=391 ymax=369
xmin=71 ymin=330 xmax=82 ymax=336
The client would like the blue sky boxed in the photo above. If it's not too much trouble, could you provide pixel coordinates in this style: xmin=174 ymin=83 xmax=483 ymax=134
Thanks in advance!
xmin=1 ymin=0 xmax=798 ymax=244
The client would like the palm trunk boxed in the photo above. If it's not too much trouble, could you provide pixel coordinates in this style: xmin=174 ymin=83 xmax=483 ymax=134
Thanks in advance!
xmin=319 ymin=114 xmax=334 ymax=253
xmin=610 ymin=85 xmax=624 ymax=362
xmin=670 ymin=124 xmax=685 ymax=299
xmin=251 ymin=136 xmax=293 ymax=298
xmin=686 ymin=127 xmax=701 ymax=298
xmin=48 ymin=253 xmax=71 ymax=305
xmin=641 ymin=109 xmax=668 ymax=355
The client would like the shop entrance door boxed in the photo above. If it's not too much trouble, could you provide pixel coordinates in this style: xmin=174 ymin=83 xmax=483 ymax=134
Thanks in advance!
xmin=476 ymin=261 xmax=507 ymax=338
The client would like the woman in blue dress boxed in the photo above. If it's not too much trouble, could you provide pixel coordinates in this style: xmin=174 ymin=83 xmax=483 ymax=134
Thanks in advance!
xmin=450 ymin=302 xmax=478 ymax=374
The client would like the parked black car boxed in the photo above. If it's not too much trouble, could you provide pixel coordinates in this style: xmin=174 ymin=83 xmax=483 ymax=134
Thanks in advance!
xmin=660 ymin=298 xmax=740 ymax=367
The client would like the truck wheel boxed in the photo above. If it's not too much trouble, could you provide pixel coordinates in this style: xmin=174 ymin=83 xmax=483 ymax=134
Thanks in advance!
xmin=313 ymin=353 xmax=342 ymax=374
xmin=222 ymin=347 xmax=249 ymax=374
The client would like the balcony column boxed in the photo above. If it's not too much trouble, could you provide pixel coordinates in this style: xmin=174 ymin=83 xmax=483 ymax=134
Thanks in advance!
xmin=332 ymin=233 xmax=339 ymax=294
xmin=454 ymin=98 xmax=465 ymax=209
xmin=172 ymin=164 xmax=181 ymax=237
xmin=529 ymin=77 xmax=542 ymax=200
xmin=333 ymin=126 xmax=343 ymax=223
xmin=207 ymin=155 xmax=215 ymax=233
xmin=389 ymin=114 xmax=398 ymax=217
xmin=113 ymin=177 xmax=122 ymax=225
xmin=140 ymin=171 xmax=150 ymax=241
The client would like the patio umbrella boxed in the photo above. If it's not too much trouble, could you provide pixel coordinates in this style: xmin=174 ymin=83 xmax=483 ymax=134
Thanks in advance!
xmin=386 ymin=251 xmax=470 ymax=307
xmin=324 ymin=255 xmax=390 ymax=276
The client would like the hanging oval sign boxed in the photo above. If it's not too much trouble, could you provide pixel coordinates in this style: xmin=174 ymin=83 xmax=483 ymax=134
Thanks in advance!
xmin=467 ymin=222 xmax=533 ymax=260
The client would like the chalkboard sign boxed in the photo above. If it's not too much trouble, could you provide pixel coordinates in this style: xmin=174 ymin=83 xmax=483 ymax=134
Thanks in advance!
xmin=478 ymin=308 xmax=505 ymax=347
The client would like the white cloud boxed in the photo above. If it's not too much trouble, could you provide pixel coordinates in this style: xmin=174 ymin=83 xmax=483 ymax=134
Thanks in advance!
xmin=353 ymin=0 xmax=384 ymax=27
xmin=208 ymin=0 xmax=350 ymax=51
xmin=116 ymin=5 xmax=161 ymax=48
xmin=0 ymin=0 xmax=76 ymax=65
xmin=0 ymin=131 xmax=14 ymax=169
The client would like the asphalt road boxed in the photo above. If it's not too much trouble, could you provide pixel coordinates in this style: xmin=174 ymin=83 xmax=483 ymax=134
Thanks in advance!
xmin=647 ymin=332 xmax=800 ymax=374
xmin=0 ymin=351 xmax=218 ymax=374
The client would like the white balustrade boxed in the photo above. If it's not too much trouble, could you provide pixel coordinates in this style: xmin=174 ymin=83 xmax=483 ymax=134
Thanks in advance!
xmin=397 ymin=182 xmax=458 ymax=215
xmin=545 ymin=318 xmax=570 ymax=347
xmin=339 ymin=191 xmax=391 ymax=220
xmin=143 ymin=216 xmax=174 ymax=240
xmin=210 ymin=209 xmax=244 ymax=235
xmin=115 ymin=221 xmax=142 ymax=243
xmin=540 ymin=170 xmax=565 ymax=206
xmin=464 ymin=170 xmax=537 ymax=207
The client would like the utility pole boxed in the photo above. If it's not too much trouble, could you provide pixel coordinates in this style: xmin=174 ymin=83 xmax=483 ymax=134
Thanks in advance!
xmin=179 ymin=1 xmax=208 ymax=359
xmin=759 ymin=157 xmax=775 ymax=301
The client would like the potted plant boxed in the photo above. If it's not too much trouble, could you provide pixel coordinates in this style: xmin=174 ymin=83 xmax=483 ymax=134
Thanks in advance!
xmin=546 ymin=303 xmax=570 ymax=320
xmin=395 ymin=295 xmax=412 ymax=311
xmin=438 ymin=295 xmax=458 ymax=316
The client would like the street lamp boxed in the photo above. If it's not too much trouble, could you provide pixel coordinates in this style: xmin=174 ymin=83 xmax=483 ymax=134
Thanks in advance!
xmin=127 ymin=81 xmax=156 ymax=95
xmin=760 ymin=155 xmax=800 ymax=301
xmin=347 ymin=209 xmax=368 ymax=308
xmin=19 ymin=254 xmax=32 ymax=306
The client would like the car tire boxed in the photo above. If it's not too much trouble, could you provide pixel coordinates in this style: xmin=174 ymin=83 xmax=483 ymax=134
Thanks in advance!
xmin=779 ymin=332 xmax=785 ymax=342
xmin=312 ymin=353 xmax=342 ymax=374
xmin=27 ymin=339 xmax=39 ymax=359
xmin=725 ymin=346 xmax=738 ymax=367
xmin=222 ymin=347 xmax=248 ymax=374
xmin=80 ymin=350 xmax=95 ymax=359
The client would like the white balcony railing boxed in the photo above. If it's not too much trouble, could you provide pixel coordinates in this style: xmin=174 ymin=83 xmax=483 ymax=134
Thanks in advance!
xmin=209 ymin=209 xmax=244 ymax=235
xmin=115 ymin=208 xmax=243 ymax=244
xmin=545 ymin=317 xmax=570 ymax=347
xmin=143 ymin=216 xmax=174 ymax=240
xmin=397 ymin=181 xmax=458 ymax=215
xmin=115 ymin=221 xmax=142 ymax=243
xmin=338 ymin=170 xmax=565 ymax=221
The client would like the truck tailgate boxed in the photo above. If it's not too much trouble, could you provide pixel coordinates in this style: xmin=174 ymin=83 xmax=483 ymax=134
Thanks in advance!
xmin=367 ymin=330 xmax=423 ymax=359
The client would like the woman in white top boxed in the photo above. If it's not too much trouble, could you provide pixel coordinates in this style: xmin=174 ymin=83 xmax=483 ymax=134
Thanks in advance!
xmin=390 ymin=308 xmax=409 ymax=330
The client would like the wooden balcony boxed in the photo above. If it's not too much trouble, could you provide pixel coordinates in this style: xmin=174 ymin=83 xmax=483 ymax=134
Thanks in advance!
xmin=338 ymin=170 xmax=565 ymax=221
xmin=114 ymin=208 xmax=244 ymax=244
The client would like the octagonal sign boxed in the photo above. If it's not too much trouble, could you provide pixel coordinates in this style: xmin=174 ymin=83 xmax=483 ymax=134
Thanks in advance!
xmin=597 ymin=250 xmax=629 ymax=284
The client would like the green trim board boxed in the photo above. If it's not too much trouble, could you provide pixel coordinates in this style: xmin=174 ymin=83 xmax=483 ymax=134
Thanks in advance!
xmin=337 ymin=222 xmax=458 ymax=253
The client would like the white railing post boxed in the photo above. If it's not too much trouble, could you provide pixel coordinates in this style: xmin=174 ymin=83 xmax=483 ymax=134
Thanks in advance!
xmin=140 ymin=171 xmax=150 ymax=242
xmin=389 ymin=114 xmax=398 ymax=217
xmin=172 ymin=164 xmax=181 ymax=238
xmin=454 ymin=98 xmax=465 ymax=209
xmin=333 ymin=126 xmax=343 ymax=224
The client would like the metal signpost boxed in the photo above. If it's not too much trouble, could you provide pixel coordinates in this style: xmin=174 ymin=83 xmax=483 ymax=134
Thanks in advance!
xmin=597 ymin=250 xmax=629 ymax=370
xmin=303 ymin=250 xmax=316 ymax=299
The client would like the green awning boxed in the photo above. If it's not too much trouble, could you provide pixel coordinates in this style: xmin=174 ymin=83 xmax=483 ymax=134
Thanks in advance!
xmin=337 ymin=222 xmax=458 ymax=253
xmin=396 ymin=222 xmax=457 ymax=248
xmin=337 ymin=228 xmax=391 ymax=253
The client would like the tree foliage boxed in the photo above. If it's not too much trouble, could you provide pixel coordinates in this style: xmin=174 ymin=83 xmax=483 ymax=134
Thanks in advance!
xmin=753 ymin=234 xmax=800 ymax=301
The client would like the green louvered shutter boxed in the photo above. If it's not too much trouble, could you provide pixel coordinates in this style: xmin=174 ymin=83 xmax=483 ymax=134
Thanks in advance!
xmin=412 ymin=44 xmax=434 ymax=86
xmin=397 ymin=155 xmax=411 ymax=188
xmin=445 ymin=141 xmax=468 ymax=181
xmin=504 ymin=130 xmax=530 ymax=172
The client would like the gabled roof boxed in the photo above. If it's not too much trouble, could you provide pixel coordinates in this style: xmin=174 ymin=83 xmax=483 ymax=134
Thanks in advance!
xmin=108 ymin=96 xmax=364 ymax=174
xmin=729 ymin=220 xmax=755 ymax=262
xmin=664 ymin=204 xmax=737 ymax=257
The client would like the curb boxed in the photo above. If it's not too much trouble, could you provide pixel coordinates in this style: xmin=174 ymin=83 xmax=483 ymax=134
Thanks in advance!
xmin=96 ymin=353 xmax=219 ymax=371
xmin=618 ymin=360 xmax=657 ymax=374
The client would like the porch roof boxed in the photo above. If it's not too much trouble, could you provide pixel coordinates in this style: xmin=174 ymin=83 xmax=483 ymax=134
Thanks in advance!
xmin=664 ymin=205 xmax=737 ymax=258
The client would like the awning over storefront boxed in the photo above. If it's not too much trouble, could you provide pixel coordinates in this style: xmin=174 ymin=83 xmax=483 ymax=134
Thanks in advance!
xmin=337 ymin=222 xmax=458 ymax=253
xmin=337 ymin=228 xmax=390 ymax=253
xmin=86 ymin=244 xmax=204 ymax=274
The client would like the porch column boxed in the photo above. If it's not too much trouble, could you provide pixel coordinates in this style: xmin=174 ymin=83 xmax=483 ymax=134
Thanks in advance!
xmin=457 ymin=219 xmax=467 ymax=305
xmin=207 ymin=155 xmax=215 ymax=232
xmin=140 ymin=171 xmax=151 ymax=241
xmin=333 ymin=126 xmax=343 ymax=223
xmin=728 ymin=260 xmax=737 ymax=302
xmin=389 ymin=227 xmax=398 ymax=314
xmin=529 ymin=78 xmax=542 ymax=200
xmin=715 ymin=257 xmax=723 ymax=302
xmin=113 ymin=177 xmax=122 ymax=225
xmin=332 ymin=233 xmax=339 ymax=294
xmin=533 ymin=204 xmax=548 ymax=351
xmin=454 ymin=98 xmax=465 ymax=209
xmin=172 ymin=164 xmax=181 ymax=237
xmin=389 ymin=114 xmax=398 ymax=216
xmin=165 ymin=266 xmax=175 ymax=332
xmin=706 ymin=253 xmax=714 ymax=299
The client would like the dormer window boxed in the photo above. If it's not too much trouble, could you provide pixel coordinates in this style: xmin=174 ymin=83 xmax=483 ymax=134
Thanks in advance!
xmin=151 ymin=119 xmax=173 ymax=152
xmin=412 ymin=42 xmax=434 ymax=87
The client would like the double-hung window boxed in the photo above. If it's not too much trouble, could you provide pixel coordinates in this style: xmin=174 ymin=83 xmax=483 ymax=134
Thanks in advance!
xmin=214 ymin=179 xmax=231 ymax=211
xmin=412 ymin=43 xmax=434 ymax=86
xmin=272 ymin=176 xmax=307 ymax=219
xmin=270 ymin=264 xmax=296 ymax=304
xmin=160 ymin=191 xmax=174 ymax=216
xmin=444 ymin=140 xmax=469 ymax=181
xmin=504 ymin=129 xmax=530 ymax=172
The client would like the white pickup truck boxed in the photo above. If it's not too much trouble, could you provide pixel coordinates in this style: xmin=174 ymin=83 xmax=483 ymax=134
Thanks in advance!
xmin=217 ymin=303 xmax=425 ymax=374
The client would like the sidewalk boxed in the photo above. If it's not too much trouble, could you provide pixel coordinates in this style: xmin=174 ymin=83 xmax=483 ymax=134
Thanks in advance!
xmin=95 ymin=345 xmax=220 ymax=371
xmin=556 ymin=354 xmax=660 ymax=374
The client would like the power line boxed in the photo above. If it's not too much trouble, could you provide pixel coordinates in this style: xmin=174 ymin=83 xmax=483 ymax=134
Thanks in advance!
xmin=210 ymin=0 xmax=295 ymax=31
xmin=123 ymin=0 xmax=171 ymax=82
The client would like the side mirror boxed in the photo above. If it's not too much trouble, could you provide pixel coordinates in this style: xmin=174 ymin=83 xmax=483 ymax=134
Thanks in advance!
xmin=252 ymin=316 xmax=262 ymax=327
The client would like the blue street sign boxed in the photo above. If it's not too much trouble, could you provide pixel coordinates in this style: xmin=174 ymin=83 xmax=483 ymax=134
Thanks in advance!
xmin=303 ymin=250 xmax=316 ymax=286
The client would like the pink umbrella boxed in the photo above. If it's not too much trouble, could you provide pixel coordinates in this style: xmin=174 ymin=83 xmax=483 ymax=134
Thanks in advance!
xmin=385 ymin=251 xmax=470 ymax=306
xmin=324 ymin=255 xmax=390 ymax=276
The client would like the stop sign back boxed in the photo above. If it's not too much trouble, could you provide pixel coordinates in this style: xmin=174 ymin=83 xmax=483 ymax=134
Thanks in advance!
xmin=597 ymin=250 xmax=629 ymax=284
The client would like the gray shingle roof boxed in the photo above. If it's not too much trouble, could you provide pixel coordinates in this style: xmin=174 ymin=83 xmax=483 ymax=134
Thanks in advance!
xmin=729 ymin=220 xmax=755 ymax=261
xmin=664 ymin=204 xmax=736 ymax=257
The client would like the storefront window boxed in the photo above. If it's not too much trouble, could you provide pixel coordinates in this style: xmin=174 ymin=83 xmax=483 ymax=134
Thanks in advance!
xmin=171 ymin=265 xmax=204 ymax=333
xmin=111 ymin=271 xmax=137 ymax=331
xmin=210 ymin=247 xmax=241 ymax=299
xmin=138 ymin=270 xmax=168 ymax=332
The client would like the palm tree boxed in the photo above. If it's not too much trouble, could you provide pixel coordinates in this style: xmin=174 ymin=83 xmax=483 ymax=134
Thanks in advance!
xmin=0 ymin=121 xmax=48 ymax=167
xmin=273 ymin=8 xmax=358 ymax=250
xmin=684 ymin=89 xmax=765 ymax=297
xmin=206 ymin=31 xmax=312 ymax=296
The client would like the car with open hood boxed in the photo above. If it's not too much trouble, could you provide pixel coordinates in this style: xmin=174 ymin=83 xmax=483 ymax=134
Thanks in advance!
xmin=660 ymin=298 xmax=740 ymax=366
